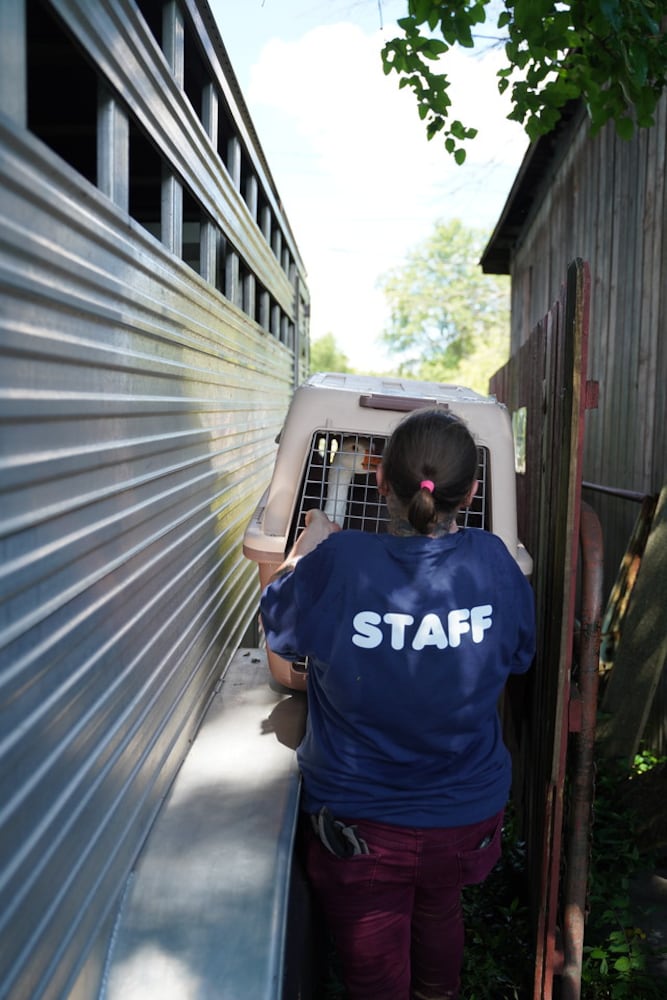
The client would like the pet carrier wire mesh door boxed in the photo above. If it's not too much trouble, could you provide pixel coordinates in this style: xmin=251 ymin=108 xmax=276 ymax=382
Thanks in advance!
xmin=288 ymin=430 xmax=489 ymax=545
xmin=243 ymin=373 xmax=531 ymax=689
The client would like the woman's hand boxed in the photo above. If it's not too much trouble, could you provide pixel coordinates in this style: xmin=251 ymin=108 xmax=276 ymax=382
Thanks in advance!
xmin=293 ymin=508 xmax=341 ymax=558
xmin=268 ymin=509 xmax=340 ymax=583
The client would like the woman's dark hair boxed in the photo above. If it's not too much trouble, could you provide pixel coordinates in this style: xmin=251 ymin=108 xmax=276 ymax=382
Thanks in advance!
xmin=381 ymin=408 xmax=478 ymax=534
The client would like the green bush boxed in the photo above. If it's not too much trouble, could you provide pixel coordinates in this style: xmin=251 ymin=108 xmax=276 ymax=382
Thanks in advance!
xmin=461 ymin=749 xmax=666 ymax=999
xmin=580 ymin=750 xmax=666 ymax=1000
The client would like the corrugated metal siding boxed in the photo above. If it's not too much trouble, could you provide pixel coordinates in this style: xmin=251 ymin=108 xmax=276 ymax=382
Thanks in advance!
xmin=0 ymin=1 xmax=308 ymax=997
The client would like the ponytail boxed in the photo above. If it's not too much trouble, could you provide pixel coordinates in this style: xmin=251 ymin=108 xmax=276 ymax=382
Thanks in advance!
xmin=382 ymin=409 xmax=477 ymax=535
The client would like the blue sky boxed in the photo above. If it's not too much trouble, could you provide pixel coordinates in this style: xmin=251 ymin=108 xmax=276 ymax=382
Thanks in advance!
xmin=209 ymin=0 xmax=528 ymax=370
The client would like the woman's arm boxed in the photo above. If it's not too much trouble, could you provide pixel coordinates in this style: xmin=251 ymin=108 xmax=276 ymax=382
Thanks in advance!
xmin=267 ymin=509 xmax=340 ymax=584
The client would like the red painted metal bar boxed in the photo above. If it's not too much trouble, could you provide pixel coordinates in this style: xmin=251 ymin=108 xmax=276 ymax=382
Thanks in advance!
xmin=560 ymin=502 xmax=604 ymax=999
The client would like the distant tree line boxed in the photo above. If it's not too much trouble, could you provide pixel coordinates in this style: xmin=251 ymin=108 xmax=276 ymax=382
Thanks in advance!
xmin=310 ymin=219 xmax=509 ymax=394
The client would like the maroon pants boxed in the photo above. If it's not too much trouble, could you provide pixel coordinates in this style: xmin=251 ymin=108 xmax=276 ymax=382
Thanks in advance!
xmin=303 ymin=809 xmax=503 ymax=1000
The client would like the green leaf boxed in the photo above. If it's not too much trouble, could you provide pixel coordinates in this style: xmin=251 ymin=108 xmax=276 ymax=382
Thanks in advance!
xmin=410 ymin=0 xmax=433 ymax=25
xmin=613 ymin=956 xmax=632 ymax=972
xmin=426 ymin=116 xmax=445 ymax=139
xmin=421 ymin=38 xmax=449 ymax=58
xmin=628 ymin=44 xmax=649 ymax=86
xmin=397 ymin=16 xmax=416 ymax=32
xmin=615 ymin=116 xmax=635 ymax=140
xmin=600 ymin=0 xmax=622 ymax=31
xmin=427 ymin=8 xmax=440 ymax=31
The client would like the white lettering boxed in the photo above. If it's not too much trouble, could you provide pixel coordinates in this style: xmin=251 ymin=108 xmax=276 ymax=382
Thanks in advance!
xmin=471 ymin=604 xmax=493 ymax=642
xmin=352 ymin=611 xmax=383 ymax=648
xmin=447 ymin=608 xmax=471 ymax=648
xmin=351 ymin=605 xmax=494 ymax=651
xmin=383 ymin=613 xmax=414 ymax=650
xmin=412 ymin=613 xmax=448 ymax=650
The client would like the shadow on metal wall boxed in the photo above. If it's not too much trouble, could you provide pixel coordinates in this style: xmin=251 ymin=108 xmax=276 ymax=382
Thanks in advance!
xmin=490 ymin=259 xmax=604 ymax=1000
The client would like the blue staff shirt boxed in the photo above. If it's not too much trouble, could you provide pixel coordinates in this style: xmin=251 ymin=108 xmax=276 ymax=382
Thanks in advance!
xmin=260 ymin=527 xmax=535 ymax=827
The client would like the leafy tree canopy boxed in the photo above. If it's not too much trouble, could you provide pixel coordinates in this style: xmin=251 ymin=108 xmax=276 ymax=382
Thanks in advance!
xmin=378 ymin=218 xmax=510 ymax=393
xmin=382 ymin=0 xmax=667 ymax=162
xmin=309 ymin=332 xmax=354 ymax=374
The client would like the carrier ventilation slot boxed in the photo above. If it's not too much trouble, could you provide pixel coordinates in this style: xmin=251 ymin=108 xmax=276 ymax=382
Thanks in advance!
xmin=288 ymin=431 xmax=490 ymax=549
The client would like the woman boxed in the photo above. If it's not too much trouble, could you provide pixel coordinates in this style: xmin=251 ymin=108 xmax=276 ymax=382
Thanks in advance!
xmin=260 ymin=408 xmax=535 ymax=1000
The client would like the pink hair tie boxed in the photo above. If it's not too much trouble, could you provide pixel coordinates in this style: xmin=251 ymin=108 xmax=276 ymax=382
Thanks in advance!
xmin=420 ymin=479 xmax=435 ymax=493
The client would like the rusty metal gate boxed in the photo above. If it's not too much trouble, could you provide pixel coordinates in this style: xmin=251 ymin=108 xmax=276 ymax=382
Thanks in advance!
xmin=490 ymin=259 xmax=604 ymax=999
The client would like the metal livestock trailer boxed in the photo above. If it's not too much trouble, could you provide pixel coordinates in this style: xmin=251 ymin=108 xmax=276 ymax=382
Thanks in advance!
xmin=0 ymin=1 xmax=311 ymax=997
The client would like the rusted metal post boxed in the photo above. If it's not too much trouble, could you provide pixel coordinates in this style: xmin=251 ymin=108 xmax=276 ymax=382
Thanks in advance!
xmin=560 ymin=502 xmax=604 ymax=999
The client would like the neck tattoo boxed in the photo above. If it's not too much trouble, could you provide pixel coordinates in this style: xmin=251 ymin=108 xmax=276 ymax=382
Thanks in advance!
xmin=390 ymin=516 xmax=456 ymax=537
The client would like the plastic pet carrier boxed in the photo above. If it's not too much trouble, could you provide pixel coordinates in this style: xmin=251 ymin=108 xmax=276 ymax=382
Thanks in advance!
xmin=243 ymin=373 xmax=531 ymax=690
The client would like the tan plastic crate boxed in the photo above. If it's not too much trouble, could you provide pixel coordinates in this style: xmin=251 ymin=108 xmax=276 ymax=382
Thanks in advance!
xmin=243 ymin=373 xmax=531 ymax=689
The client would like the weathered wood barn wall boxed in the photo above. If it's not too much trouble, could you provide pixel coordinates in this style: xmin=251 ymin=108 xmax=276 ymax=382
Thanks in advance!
xmin=482 ymin=95 xmax=667 ymax=751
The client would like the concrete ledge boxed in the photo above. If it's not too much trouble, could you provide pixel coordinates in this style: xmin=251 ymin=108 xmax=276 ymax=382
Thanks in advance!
xmin=101 ymin=649 xmax=307 ymax=1000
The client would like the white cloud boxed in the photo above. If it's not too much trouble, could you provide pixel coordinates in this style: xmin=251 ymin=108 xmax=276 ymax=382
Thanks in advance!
xmin=245 ymin=22 xmax=528 ymax=371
